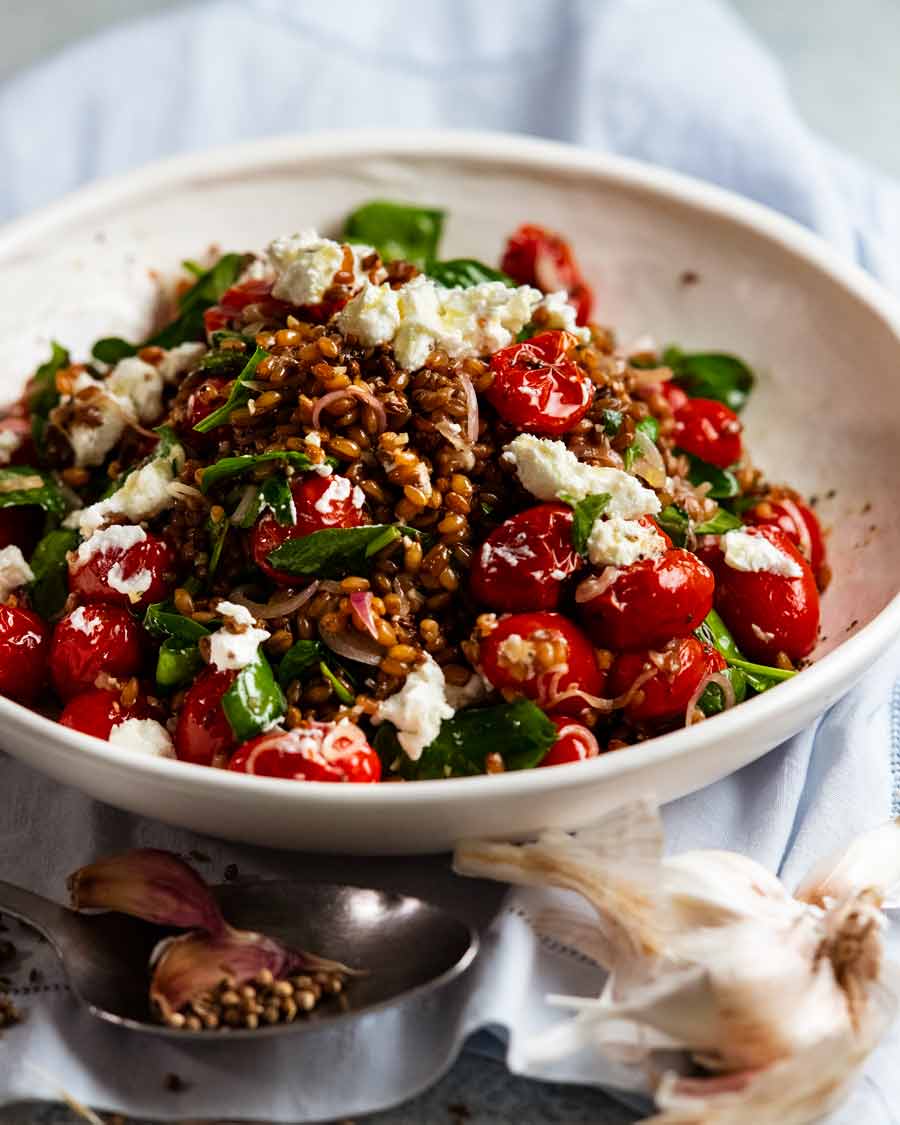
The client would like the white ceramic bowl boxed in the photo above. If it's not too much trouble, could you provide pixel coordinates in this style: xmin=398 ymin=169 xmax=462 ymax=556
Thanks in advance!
xmin=1 ymin=131 xmax=898 ymax=854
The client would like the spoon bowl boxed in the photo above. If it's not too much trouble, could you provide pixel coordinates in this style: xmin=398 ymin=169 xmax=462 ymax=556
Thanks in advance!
xmin=0 ymin=877 xmax=479 ymax=1039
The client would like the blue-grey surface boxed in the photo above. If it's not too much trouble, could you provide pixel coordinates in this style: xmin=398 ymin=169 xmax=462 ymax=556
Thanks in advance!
xmin=1 ymin=3 xmax=899 ymax=1124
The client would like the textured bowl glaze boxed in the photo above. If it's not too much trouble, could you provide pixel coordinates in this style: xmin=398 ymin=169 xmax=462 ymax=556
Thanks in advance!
xmin=1 ymin=131 xmax=898 ymax=853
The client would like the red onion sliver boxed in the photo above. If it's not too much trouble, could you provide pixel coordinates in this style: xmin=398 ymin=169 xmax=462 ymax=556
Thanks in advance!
xmin=458 ymin=373 xmax=479 ymax=444
xmin=229 ymin=581 xmax=319 ymax=620
xmin=311 ymin=385 xmax=387 ymax=433
xmin=684 ymin=670 xmax=736 ymax=727
xmin=349 ymin=590 xmax=380 ymax=641
xmin=779 ymin=497 xmax=813 ymax=562
xmin=553 ymin=721 xmax=601 ymax=758
xmin=319 ymin=624 xmax=384 ymax=666
xmin=575 ymin=567 xmax=620 ymax=604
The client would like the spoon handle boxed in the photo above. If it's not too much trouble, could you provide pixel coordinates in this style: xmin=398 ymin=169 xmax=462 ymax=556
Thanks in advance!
xmin=0 ymin=880 xmax=72 ymax=944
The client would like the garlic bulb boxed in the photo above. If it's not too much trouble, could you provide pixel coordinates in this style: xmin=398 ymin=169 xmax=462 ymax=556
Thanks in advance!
xmin=454 ymin=801 xmax=900 ymax=1124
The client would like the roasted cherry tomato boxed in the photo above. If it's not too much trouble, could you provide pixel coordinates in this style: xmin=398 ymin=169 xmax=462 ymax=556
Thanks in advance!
xmin=203 ymin=279 xmax=292 ymax=336
xmin=701 ymin=525 xmax=819 ymax=663
xmin=49 ymin=604 xmax=143 ymax=701
xmin=174 ymin=665 xmax=239 ymax=768
xmin=608 ymin=638 xmax=726 ymax=724
xmin=0 ymin=507 xmax=42 ymax=556
xmin=177 ymin=372 xmax=233 ymax=439
xmin=743 ymin=496 xmax=826 ymax=581
xmin=0 ymin=604 xmax=48 ymax=704
xmin=660 ymin=381 xmax=689 ymax=412
xmin=251 ymin=473 xmax=366 ymax=585
xmin=485 ymin=331 xmax=593 ymax=437
xmin=479 ymin=611 xmax=605 ymax=720
xmin=470 ymin=503 xmax=582 ymax=613
xmin=59 ymin=688 xmax=149 ymax=740
xmin=69 ymin=531 xmax=176 ymax=612
xmin=540 ymin=715 xmax=602 ymax=767
xmin=576 ymin=548 xmax=714 ymax=652
xmin=228 ymin=721 xmax=381 ymax=783
xmin=501 ymin=223 xmax=593 ymax=325
xmin=672 ymin=397 xmax=742 ymax=469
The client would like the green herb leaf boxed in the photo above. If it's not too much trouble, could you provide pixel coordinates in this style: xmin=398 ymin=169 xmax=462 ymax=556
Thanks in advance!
xmin=687 ymin=455 xmax=739 ymax=499
xmin=601 ymin=408 xmax=623 ymax=436
xmin=199 ymin=450 xmax=315 ymax=493
xmin=693 ymin=508 xmax=743 ymax=535
xmin=259 ymin=473 xmax=296 ymax=527
xmin=28 ymin=527 xmax=78 ymax=618
xmin=624 ymin=417 xmax=660 ymax=471
xmin=425 ymin=258 xmax=514 ymax=288
xmin=561 ymin=492 xmax=611 ymax=557
xmin=221 ymin=652 xmax=286 ymax=743
xmin=207 ymin=517 xmax=229 ymax=579
xmin=143 ymin=602 xmax=211 ymax=643
xmin=196 ymin=349 xmax=247 ymax=376
xmin=277 ymin=639 xmax=326 ymax=687
xmin=28 ymin=342 xmax=70 ymax=448
xmin=193 ymin=346 xmax=267 ymax=433
xmin=318 ymin=661 xmax=355 ymax=705
xmin=695 ymin=609 xmax=795 ymax=692
xmin=663 ymin=347 xmax=755 ymax=413
xmin=375 ymin=698 xmax=557 ymax=780
xmin=91 ymin=337 xmax=137 ymax=364
xmin=727 ymin=656 xmax=796 ymax=685
xmin=343 ymin=200 xmax=445 ymax=268
xmin=0 ymin=466 xmax=67 ymax=517
xmin=516 ymin=324 xmax=538 ymax=343
xmin=698 ymin=665 xmax=748 ymax=715
xmin=156 ymin=638 xmax=203 ymax=689
xmin=656 ymin=504 xmax=690 ymax=548
xmin=267 ymin=524 xmax=424 ymax=579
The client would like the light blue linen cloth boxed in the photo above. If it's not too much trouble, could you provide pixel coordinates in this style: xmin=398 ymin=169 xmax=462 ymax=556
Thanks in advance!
xmin=1 ymin=2 xmax=899 ymax=1121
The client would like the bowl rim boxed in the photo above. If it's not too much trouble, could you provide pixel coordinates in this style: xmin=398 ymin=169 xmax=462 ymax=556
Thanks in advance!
xmin=2 ymin=127 xmax=899 ymax=807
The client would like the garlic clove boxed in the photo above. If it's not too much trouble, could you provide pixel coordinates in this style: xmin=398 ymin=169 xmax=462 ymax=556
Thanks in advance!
xmin=795 ymin=818 xmax=900 ymax=909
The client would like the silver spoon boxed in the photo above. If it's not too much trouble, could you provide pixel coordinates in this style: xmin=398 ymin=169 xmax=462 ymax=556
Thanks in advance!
xmin=0 ymin=868 xmax=492 ymax=1041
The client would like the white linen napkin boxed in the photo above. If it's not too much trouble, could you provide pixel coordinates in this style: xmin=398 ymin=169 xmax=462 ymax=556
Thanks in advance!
xmin=1 ymin=0 xmax=899 ymax=1120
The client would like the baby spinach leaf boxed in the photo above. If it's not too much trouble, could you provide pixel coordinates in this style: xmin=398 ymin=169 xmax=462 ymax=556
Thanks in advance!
xmin=698 ymin=665 xmax=748 ymax=715
xmin=600 ymin=408 xmax=623 ymax=436
xmin=0 ymin=467 xmax=67 ymax=517
xmin=277 ymin=639 xmax=325 ymax=687
xmin=259 ymin=473 xmax=296 ymax=526
xmin=199 ymin=450 xmax=316 ymax=493
xmin=28 ymin=341 xmax=70 ymax=448
xmin=687 ymin=455 xmax=739 ymax=500
xmin=375 ymin=698 xmax=557 ymax=780
xmin=28 ymin=527 xmax=78 ymax=618
xmin=193 ymin=346 xmax=267 ymax=433
xmin=343 ymin=200 xmax=445 ymax=268
xmin=267 ymin=524 xmax=425 ymax=578
xmin=695 ymin=609 xmax=795 ymax=693
xmin=156 ymin=638 xmax=203 ymax=689
xmin=425 ymin=258 xmax=514 ymax=288
xmin=92 ymin=253 xmax=249 ymax=362
xmin=693 ymin=508 xmax=743 ymax=535
xmin=221 ymin=652 xmax=286 ymax=743
xmin=624 ymin=416 xmax=660 ymax=471
xmin=663 ymin=347 xmax=755 ymax=412
xmin=143 ymin=602 xmax=211 ymax=643
xmin=657 ymin=504 xmax=690 ymax=548
xmin=560 ymin=492 xmax=611 ymax=557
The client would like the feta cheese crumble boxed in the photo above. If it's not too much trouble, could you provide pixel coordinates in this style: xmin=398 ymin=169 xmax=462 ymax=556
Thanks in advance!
xmin=107 ymin=564 xmax=153 ymax=602
xmin=336 ymin=274 xmax=582 ymax=371
xmin=108 ymin=718 xmax=175 ymax=758
xmin=314 ymin=474 xmax=352 ymax=513
xmin=503 ymin=434 xmax=661 ymax=519
xmin=68 ymin=605 xmax=101 ymax=636
xmin=157 ymin=342 xmax=207 ymax=383
xmin=0 ymin=429 xmax=22 ymax=466
xmin=65 ymin=441 xmax=186 ymax=537
xmin=723 ymin=529 xmax=803 ymax=578
xmin=0 ymin=545 xmax=34 ymax=601
xmin=208 ymin=601 xmax=270 ymax=671
xmin=586 ymin=516 xmax=667 ymax=568
xmin=105 ymin=357 xmax=165 ymax=422
xmin=374 ymin=653 xmax=454 ymax=762
xmin=268 ymin=231 xmax=374 ymax=307
xmin=74 ymin=524 xmax=147 ymax=565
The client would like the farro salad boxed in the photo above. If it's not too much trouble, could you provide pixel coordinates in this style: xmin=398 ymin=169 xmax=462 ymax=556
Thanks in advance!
xmin=0 ymin=203 xmax=826 ymax=782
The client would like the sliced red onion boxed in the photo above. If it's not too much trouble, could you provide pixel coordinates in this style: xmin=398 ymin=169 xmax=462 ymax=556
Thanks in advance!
xmin=167 ymin=481 xmax=204 ymax=504
xmin=349 ymin=591 xmax=380 ymax=640
xmin=629 ymin=428 xmax=667 ymax=488
xmin=684 ymin=670 xmax=736 ymax=727
xmin=552 ymin=722 xmax=601 ymax=758
xmin=779 ymin=497 xmax=813 ymax=562
xmin=229 ymin=484 xmax=260 ymax=526
xmin=319 ymin=622 xmax=384 ymax=666
xmin=542 ymin=664 xmax=658 ymax=714
xmin=575 ymin=567 xmax=620 ymax=604
xmin=458 ymin=373 xmax=479 ymax=444
xmin=435 ymin=418 xmax=468 ymax=450
xmin=229 ymin=581 xmax=319 ymax=621
xmin=311 ymin=385 xmax=387 ymax=433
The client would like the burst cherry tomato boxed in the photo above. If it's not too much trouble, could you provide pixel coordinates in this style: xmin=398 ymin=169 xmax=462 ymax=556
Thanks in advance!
xmin=660 ymin=381 xmax=689 ymax=412
xmin=228 ymin=721 xmax=381 ymax=783
xmin=479 ymin=611 xmax=605 ymax=720
xmin=541 ymin=715 xmax=602 ymax=767
xmin=177 ymin=372 xmax=233 ymax=439
xmin=470 ymin=503 xmax=582 ymax=613
xmin=0 ymin=507 xmax=42 ymax=556
xmin=485 ymin=331 xmax=593 ymax=436
xmin=49 ymin=605 xmax=143 ymax=701
xmin=0 ymin=604 xmax=48 ymax=704
xmin=174 ymin=666 xmax=239 ymax=767
xmin=69 ymin=531 xmax=176 ymax=612
xmin=608 ymin=638 xmax=725 ymax=724
xmin=672 ymin=398 xmax=742 ymax=469
xmin=251 ymin=473 xmax=367 ymax=585
xmin=702 ymin=525 xmax=819 ymax=663
xmin=576 ymin=548 xmax=714 ymax=652
xmin=59 ymin=688 xmax=150 ymax=740
xmin=501 ymin=223 xmax=593 ymax=325
xmin=203 ymin=279 xmax=293 ymax=335
xmin=743 ymin=496 xmax=826 ymax=581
